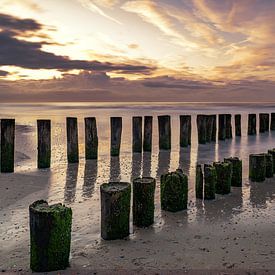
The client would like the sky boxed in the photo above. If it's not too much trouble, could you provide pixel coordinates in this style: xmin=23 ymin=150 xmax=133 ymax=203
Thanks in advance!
xmin=0 ymin=0 xmax=275 ymax=102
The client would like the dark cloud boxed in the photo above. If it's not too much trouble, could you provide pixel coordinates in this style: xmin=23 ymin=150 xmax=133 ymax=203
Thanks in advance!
xmin=0 ymin=13 xmax=154 ymax=74
xmin=0 ymin=70 xmax=9 ymax=76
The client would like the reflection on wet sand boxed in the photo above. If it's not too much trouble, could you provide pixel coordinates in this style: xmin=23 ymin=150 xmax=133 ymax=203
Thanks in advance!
xmin=156 ymin=150 xmax=171 ymax=179
xmin=178 ymin=147 xmax=191 ymax=175
xmin=64 ymin=163 xmax=79 ymax=204
xmin=109 ymin=156 xmax=121 ymax=182
xmin=83 ymin=159 xmax=97 ymax=199
xmin=131 ymin=153 xmax=142 ymax=181
xmin=250 ymin=180 xmax=274 ymax=208
xmin=142 ymin=152 xmax=152 ymax=177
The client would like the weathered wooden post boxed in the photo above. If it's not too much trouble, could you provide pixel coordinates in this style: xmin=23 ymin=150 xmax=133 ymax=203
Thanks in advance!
xmin=247 ymin=114 xmax=256 ymax=135
xmin=100 ymin=182 xmax=131 ymax=240
xmin=158 ymin=115 xmax=171 ymax=150
xmin=204 ymin=164 xmax=216 ymax=200
xmin=110 ymin=117 xmax=122 ymax=156
xmin=224 ymin=157 xmax=242 ymax=187
xmin=132 ymin=116 xmax=142 ymax=153
xmin=180 ymin=115 xmax=191 ymax=147
xmin=265 ymin=114 xmax=270 ymax=131
xmin=1 ymin=119 xmax=15 ymax=173
xmin=249 ymin=154 xmax=266 ymax=182
xmin=143 ymin=116 xmax=153 ymax=152
xmin=206 ymin=115 xmax=214 ymax=143
xmin=235 ymin=114 xmax=241 ymax=136
xmin=160 ymin=169 xmax=188 ymax=212
xmin=264 ymin=153 xmax=273 ymax=178
xmin=213 ymin=161 xmax=232 ymax=194
xmin=195 ymin=164 xmax=203 ymax=199
xmin=197 ymin=115 xmax=206 ymax=144
xmin=270 ymin=113 xmax=275 ymax=131
xmin=259 ymin=113 xmax=267 ymax=133
xmin=225 ymin=114 xmax=232 ymax=139
xmin=133 ymin=177 xmax=156 ymax=227
xmin=218 ymin=114 xmax=226 ymax=140
xmin=37 ymin=120 xmax=51 ymax=169
xmin=66 ymin=117 xmax=79 ymax=163
xmin=85 ymin=117 xmax=98 ymax=159
xmin=211 ymin=115 xmax=217 ymax=142
xmin=29 ymin=200 xmax=72 ymax=272
xmin=268 ymin=148 xmax=275 ymax=173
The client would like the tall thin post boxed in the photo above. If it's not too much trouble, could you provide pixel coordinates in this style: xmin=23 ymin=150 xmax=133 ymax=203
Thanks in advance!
xmin=197 ymin=115 xmax=206 ymax=144
xmin=247 ymin=114 xmax=256 ymax=135
xmin=66 ymin=117 xmax=79 ymax=163
xmin=180 ymin=115 xmax=191 ymax=147
xmin=218 ymin=114 xmax=226 ymax=140
xmin=37 ymin=120 xmax=51 ymax=168
xmin=110 ymin=117 xmax=122 ymax=156
xmin=235 ymin=114 xmax=241 ymax=136
xmin=1 ymin=119 xmax=15 ymax=173
xmin=143 ymin=116 xmax=153 ymax=152
xmin=271 ymin=113 xmax=275 ymax=131
xmin=158 ymin=115 xmax=171 ymax=150
xmin=132 ymin=116 xmax=142 ymax=153
xmin=85 ymin=117 xmax=98 ymax=159
xmin=211 ymin=115 xmax=216 ymax=142
xmin=225 ymin=114 xmax=232 ymax=139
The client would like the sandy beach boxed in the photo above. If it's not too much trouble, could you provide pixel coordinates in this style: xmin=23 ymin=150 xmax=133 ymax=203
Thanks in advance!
xmin=0 ymin=103 xmax=274 ymax=274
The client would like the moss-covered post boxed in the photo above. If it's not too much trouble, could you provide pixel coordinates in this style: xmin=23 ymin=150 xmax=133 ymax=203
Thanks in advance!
xmin=110 ymin=117 xmax=122 ymax=156
xmin=85 ymin=117 xmax=98 ymax=160
xmin=133 ymin=177 xmax=156 ymax=227
xmin=268 ymin=149 xmax=275 ymax=173
xmin=270 ymin=113 xmax=275 ymax=131
xmin=158 ymin=115 xmax=171 ymax=150
xmin=218 ymin=114 xmax=226 ymax=140
xmin=264 ymin=153 xmax=273 ymax=178
xmin=132 ymin=116 xmax=142 ymax=153
xmin=180 ymin=115 xmax=191 ymax=147
xmin=100 ymin=182 xmax=131 ymax=240
xmin=225 ymin=114 xmax=232 ymax=139
xmin=66 ymin=117 xmax=79 ymax=163
xmin=213 ymin=161 xmax=232 ymax=194
xmin=248 ymin=114 xmax=256 ymax=135
xmin=211 ymin=115 xmax=217 ymax=142
xmin=29 ymin=200 xmax=72 ymax=272
xmin=204 ymin=164 xmax=216 ymax=200
xmin=37 ymin=120 xmax=51 ymax=169
xmin=143 ymin=116 xmax=153 ymax=152
xmin=1 ymin=119 xmax=15 ymax=173
xmin=160 ymin=169 xmax=188 ymax=212
xmin=224 ymin=157 xmax=242 ymax=187
xmin=249 ymin=154 xmax=266 ymax=182
xmin=197 ymin=115 xmax=206 ymax=144
xmin=235 ymin=114 xmax=241 ymax=136
xmin=195 ymin=164 xmax=203 ymax=199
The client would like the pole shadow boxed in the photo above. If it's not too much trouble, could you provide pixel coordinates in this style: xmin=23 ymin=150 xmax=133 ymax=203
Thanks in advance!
xmin=64 ymin=163 xmax=79 ymax=204
xmin=82 ymin=159 xmax=98 ymax=199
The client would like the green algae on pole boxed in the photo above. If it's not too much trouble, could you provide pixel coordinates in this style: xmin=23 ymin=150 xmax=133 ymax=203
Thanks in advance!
xmin=158 ymin=115 xmax=171 ymax=150
xmin=37 ymin=120 xmax=51 ymax=169
xmin=197 ymin=115 xmax=206 ymax=144
xmin=235 ymin=114 xmax=241 ymax=136
xmin=66 ymin=117 xmax=79 ymax=163
xmin=143 ymin=116 xmax=153 ymax=152
xmin=264 ymin=153 xmax=273 ymax=178
xmin=180 ymin=115 xmax=191 ymax=147
xmin=270 ymin=113 xmax=275 ymax=130
xmin=213 ymin=161 xmax=232 ymax=194
xmin=224 ymin=157 xmax=242 ymax=187
xmin=218 ymin=114 xmax=226 ymax=140
xmin=247 ymin=114 xmax=256 ymax=135
xmin=29 ymin=200 xmax=72 ymax=272
xmin=204 ymin=164 xmax=217 ymax=200
xmin=249 ymin=153 xmax=266 ymax=182
xmin=132 ymin=116 xmax=142 ymax=153
xmin=267 ymin=148 xmax=275 ymax=173
xmin=1 ymin=119 xmax=15 ymax=173
xmin=100 ymin=182 xmax=131 ymax=240
xmin=160 ymin=169 xmax=188 ymax=212
xmin=133 ymin=177 xmax=156 ymax=227
xmin=195 ymin=164 xmax=203 ymax=199
xmin=225 ymin=114 xmax=232 ymax=139
xmin=110 ymin=117 xmax=122 ymax=156
xmin=85 ymin=117 xmax=98 ymax=159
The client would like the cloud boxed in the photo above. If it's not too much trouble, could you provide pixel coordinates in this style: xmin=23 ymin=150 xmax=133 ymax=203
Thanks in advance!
xmin=0 ymin=70 xmax=9 ymax=76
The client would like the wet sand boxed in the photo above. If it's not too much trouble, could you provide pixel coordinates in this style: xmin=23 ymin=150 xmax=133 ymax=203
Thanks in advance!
xmin=0 ymin=103 xmax=275 ymax=273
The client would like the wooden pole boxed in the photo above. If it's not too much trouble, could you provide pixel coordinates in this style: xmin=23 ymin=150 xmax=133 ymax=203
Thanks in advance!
xmin=213 ymin=161 xmax=232 ymax=194
xmin=66 ymin=117 xmax=79 ymax=163
xmin=268 ymin=148 xmax=275 ymax=173
xmin=195 ymin=164 xmax=203 ymax=199
xmin=218 ymin=114 xmax=226 ymax=140
xmin=225 ymin=114 xmax=232 ymax=139
xmin=205 ymin=115 xmax=214 ymax=143
xmin=264 ymin=153 xmax=273 ymax=178
xmin=85 ymin=117 xmax=98 ymax=160
xmin=100 ymin=182 xmax=131 ymax=240
xmin=197 ymin=115 xmax=206 ymax=144
xmin=259 ymin=113 xmax=267 ymax=133
xmin=204 ymin=164 xmax=217 ymax=200
xmin=270 ymin=113 xmax=275 ymax=130
xmin=160 ymin=169 xmax=188 ymax=212
xmin=132 ymin=116 xmax=142 ymax=153
xmin=249 ymin=154 xmax=266 ymax=182
xmin=180 ymin=115 xmax=191 ymax=147
xmin=29 ymin=200 xmax=72 ymax=272
xmin=247 ymin=114 xmax=256 ymax=135
xmin=211 ymin=115 xmax=217 ymax=142
xmin=143 ymin=116 xmax=153 ymax=152
xmin=37 ymin=120 xmax=51 ymax=169
xmin=133 ymin=177 xmax=156 ymax=227
xmin=1 ymin=119 xmax=15 ymax=173
xmin=110 ymin=117 xmax=122 ymax=156
xmin=224 ymin=157 xmax=242 ymax=187
xmin=158 ymin=115 xmax=171 ymax=150
xmin=235 ymin=114 xmax=241 ymax=136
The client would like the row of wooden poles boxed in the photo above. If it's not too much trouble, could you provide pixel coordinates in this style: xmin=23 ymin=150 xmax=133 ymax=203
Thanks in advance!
xmin=28 ymin=145 xmax=275 ymax=272
xmin=1 ymin=112 xmax=275 ymax=172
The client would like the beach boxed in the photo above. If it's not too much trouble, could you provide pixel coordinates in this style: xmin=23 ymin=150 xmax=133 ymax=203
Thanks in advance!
xmin=0 ymin=102 xmax=274 ymax=274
